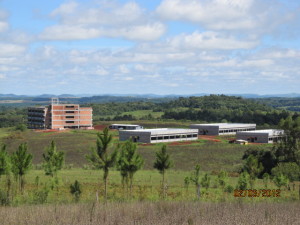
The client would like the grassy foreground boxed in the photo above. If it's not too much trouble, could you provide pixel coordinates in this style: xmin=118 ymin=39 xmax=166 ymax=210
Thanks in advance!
xmin=0 ymin=201 xmax=299 ymax=225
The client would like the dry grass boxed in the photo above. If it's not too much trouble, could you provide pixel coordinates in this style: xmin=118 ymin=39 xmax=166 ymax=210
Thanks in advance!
xmin=0 ymin=201 xmax=299 ymax=225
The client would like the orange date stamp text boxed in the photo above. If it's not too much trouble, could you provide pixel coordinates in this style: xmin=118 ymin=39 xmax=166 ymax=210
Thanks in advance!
xmin=234 ymin=189 xmax=281 ymax=197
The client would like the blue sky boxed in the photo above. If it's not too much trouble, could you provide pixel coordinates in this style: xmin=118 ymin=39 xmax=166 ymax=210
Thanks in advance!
xmin=0 ymin=0 xmax=300 ymax=95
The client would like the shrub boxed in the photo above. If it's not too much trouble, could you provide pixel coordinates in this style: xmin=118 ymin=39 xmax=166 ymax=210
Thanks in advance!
xmin=15 ymin=124 xmax=27 ymax=132
xmin=0 ymin=190 xmax=10 ymax=206
xmin=273 ymin=174 xmax=289 ymax=189
xmin=271 ymin=162 xmax=300 ymax=182
xmin=70 ymin=180 xmax=82 ymax=202
xmin=224 ymin=185 xmax=234 ymax=193
xmin=236 ymin=172 xmax=249 ymax=190
xmin=32 ymin=188 xmax=50 ymax=204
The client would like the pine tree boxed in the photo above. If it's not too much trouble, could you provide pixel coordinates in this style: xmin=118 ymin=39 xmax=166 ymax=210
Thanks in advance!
xmin=43 ymin=141 xmax=65 ymax=178
xmin=0 ymin=144 xmax=11 ymax=183
xmin=190 ymin=164 xmax=201 ymax=199
xmin=117 ymin=139 xmax=144 ymax=198
xmin=153 ymin=144 xmax=173 ymax=199
xmin=70 ymin=180 xmax=82 ymax=202
xmin=86 ymin=128 xmax=118 ymax=201
xmin=11 ymin=143 xmax=32 ymax=193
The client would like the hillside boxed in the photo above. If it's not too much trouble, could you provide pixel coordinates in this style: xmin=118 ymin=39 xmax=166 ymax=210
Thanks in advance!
xmin=1 ymin=95 xmax=299 ymax=128
xmin=0 ymin=128 xmax=265 ymax=171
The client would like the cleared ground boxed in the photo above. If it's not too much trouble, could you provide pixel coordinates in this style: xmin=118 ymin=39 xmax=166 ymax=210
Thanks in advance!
xmin=0 ymin=127 xmax=268 ymax=171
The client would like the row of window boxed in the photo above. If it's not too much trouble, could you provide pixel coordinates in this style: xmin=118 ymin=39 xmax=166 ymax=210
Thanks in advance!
xmin=219 ymin=128 xmax=255 ymax=133
xmin=150 ymin=134 xmax=197 ymax=140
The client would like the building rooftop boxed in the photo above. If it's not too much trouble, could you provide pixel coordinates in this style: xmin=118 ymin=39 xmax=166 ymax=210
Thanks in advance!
xmin=191 ymin=123 xmax=256 ymax=128
xmin=119 ymin=128 xmax=198 ymax=135
xmin=237 ymin=129 xmax=284 ymax=135
xmin=111 ymin=124 xmax=141 ymax=127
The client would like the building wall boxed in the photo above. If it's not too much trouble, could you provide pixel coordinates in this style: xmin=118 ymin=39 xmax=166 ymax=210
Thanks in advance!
xmin=119 ymin=130 xmax=198 ymax=143
xmin=28 ymin=103 xmax=93 ymax=130
xmin=27 ymin=107 xmax=48 ymax=129
xmin=150 ymin=134 xmax=198 ymax=143
xmin=190 ymin=125 xmax=219 ymax=135
xmin=119 ymin=131 xmax=151 ymax=143
xmin=236 ymin=133 xmax=269 ymax=143
xmin=190 ymin=124 xmax=256 ymax=135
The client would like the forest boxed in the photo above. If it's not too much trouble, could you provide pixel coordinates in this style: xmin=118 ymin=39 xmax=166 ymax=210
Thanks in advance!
xmin=0 ymin=95 xmax=300 ymax=128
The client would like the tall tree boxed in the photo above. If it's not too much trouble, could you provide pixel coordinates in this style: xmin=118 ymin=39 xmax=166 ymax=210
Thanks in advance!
xmin=117 ymin=139 xmax=144 ymax=198
xmin=11 ymin=143 xmax=32 ymax=192
xmin=42 ymin=140 xmax=65 ymax=178
xmin=190 ymin=164 xmax=201 ymax=200
xmin=86 ymin=128 xmax=118 ymax=201
xmin=153 ymin=144 xmax=173 ymax=198
xmin=243 ymin=155 xmax=263 ymax=188
xmin=275 ymin=116 xmax=300 ymax=165
xmin=0 ymin=144 xmax=11 ymax=183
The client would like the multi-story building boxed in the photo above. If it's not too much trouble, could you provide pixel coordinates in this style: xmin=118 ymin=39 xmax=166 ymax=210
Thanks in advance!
xmin=28 ymin=98 xmax=93 ymax=130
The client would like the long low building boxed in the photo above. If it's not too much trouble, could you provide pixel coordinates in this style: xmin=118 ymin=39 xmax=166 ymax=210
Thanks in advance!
xmin=119 ymin=128 xmax=198 ymax=143
xmin=236 ymin=129 xmax=285 ymax=144
xmin=190 ymin=123 xmax=256 ymax=135
xmin=109 ymin=124 xmax=143 ymax=130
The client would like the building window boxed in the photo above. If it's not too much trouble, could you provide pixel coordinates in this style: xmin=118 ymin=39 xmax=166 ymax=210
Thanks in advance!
xmin=66 ymin=116 xmax=74 ymax=118
xmin=65 ymin=105 xmax=75 ymax=108
xmin=151 ymin=136 xmax=157 ymax=140
xmin=193 ymin=134 xmax=197 ymax=137
xmin=66 ymin=111 xmax=75 ymax=113
xmin=66 ymin=121 xmax=74 ymax=123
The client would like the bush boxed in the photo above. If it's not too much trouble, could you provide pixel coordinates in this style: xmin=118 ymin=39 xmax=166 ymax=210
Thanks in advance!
xmin=236 ymin=172 xmax=249 ymax=190
xmin=224 ymin=185 xmax=234 ymax=193
xmin=0 ymin=190 xmax=10 ymax=206
xmin=70 ymin=180 xmax=82 ymax=202
xmin=15 ymin=124 xmax=27 ymax=132
xmin=271 ymin=162 xmax=300 ymax=182
xmin=273 ymin=174 xmax=289 ymax=189
xmin=32 ymin=188 xmax=50 ymax=204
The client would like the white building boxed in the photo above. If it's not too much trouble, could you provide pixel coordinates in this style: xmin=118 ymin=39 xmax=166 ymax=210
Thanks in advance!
xmin=190 ymin=123 xmax=256 ymax=135
xmin=109 ymin=124 xmax=143 ymax=130
xmin=119 ymin=128 xmax=198 ymax=143
xmin=236 ymin=129 xmax=285 ymax=144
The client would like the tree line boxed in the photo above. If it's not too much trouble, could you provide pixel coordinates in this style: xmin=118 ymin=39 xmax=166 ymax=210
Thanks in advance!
xmin=240 ymin=116 xmax=300 ymax=191
xmin=1 ymin=95 xmax=300 ymax=127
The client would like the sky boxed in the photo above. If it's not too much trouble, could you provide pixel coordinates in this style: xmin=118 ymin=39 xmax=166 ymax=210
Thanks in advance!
xmin=0 ymin=0 xmax=300 ymax=95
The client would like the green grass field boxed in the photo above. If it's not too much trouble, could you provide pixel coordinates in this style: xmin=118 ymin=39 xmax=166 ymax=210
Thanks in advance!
xmin=0 ymin=127 xmax=265 ymax=171
xmin=0 ymin=126 xmax=298 ymax=206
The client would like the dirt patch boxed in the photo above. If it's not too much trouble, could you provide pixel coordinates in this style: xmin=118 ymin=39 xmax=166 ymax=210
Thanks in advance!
xmin=168 ymin=141 xmax=194 ymax=146
xmin=140 ymin=143 xmax=154 ymax=146
xmin=34 ymin=129 xmax=59 ymax=133
xmin=199 ymin=135 xmax=221 ymax=142
xmin=94 ymin=125 xmax=108 ymax=130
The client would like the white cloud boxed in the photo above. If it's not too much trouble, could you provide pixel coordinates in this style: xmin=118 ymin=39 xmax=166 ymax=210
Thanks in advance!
xmin=0 ymin=21 xmax=8 ymax=32
xmin=51 ymin=1 xmax=78 ymax=17
xmin=167 ymin=31 xmax=258 ymax=50
xmin=39 ymin=25 xmax=102 ymax=40
xmin=0 ymin=73 xmax=6 ymax=79
xmin=114 ymin=22 xmax=166 ymax=41
xmin=40 ymin=1 xmax=165 ymax=41
xmin=156 ymin=0 xmax=290 ymax=35
xmin=0 ymin=10 xmax=9 ymax=32
xmin=0 ymin=43 xmax=26 ymax=56
xmin=156 ymin=0 xmax=256 ymax=29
